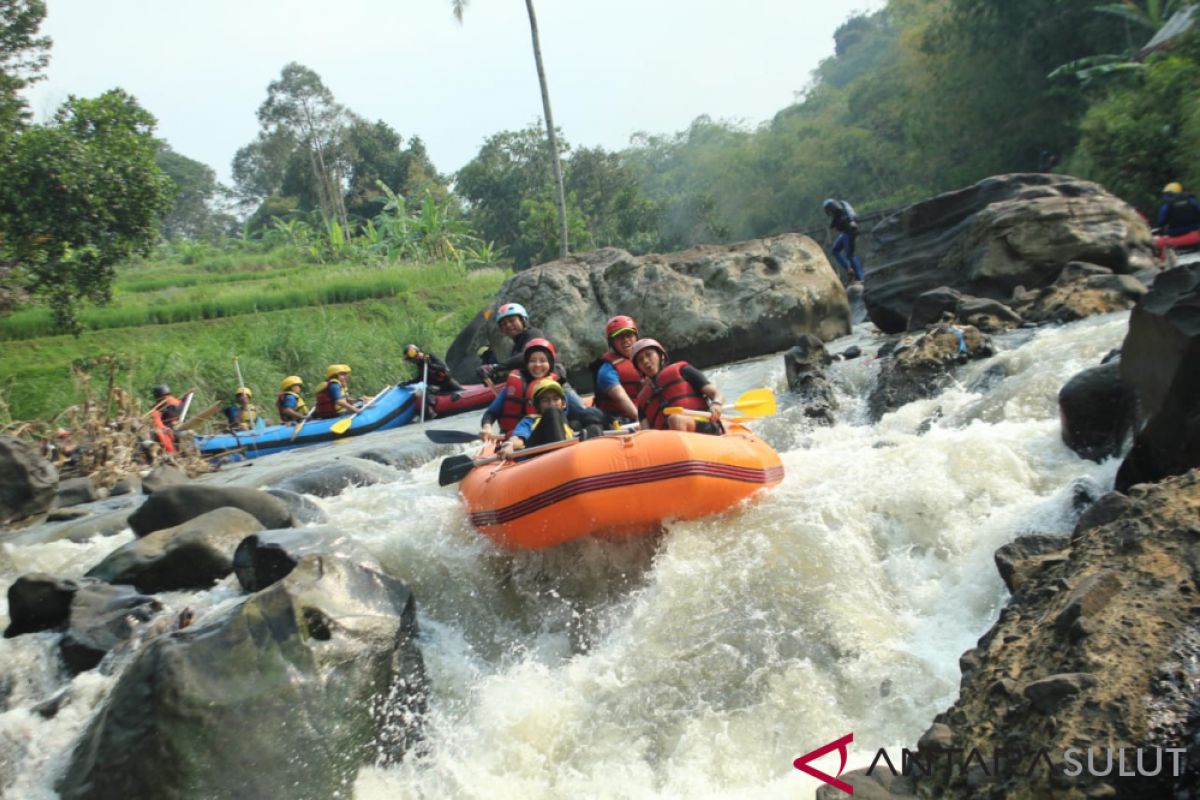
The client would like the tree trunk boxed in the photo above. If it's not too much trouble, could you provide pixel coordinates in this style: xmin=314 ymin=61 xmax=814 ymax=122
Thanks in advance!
xmin=524 ymin=0 xmax=569 ymax=260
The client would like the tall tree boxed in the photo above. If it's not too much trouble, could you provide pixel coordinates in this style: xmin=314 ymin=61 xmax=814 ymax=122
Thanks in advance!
xmin=0 ymin=0 xmax=49 ymax=138
xmin=453 ymin=0 xmax=570 ymax=261
xmin=156 ymin=142 xmax=232 ymax=241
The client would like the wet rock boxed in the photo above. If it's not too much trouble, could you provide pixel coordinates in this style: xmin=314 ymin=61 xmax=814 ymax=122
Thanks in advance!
xmin=233 ymin=527 xmax=380 ymax=592
xmin=446 ymin=234 xmax=851 ymax=390
xmin=270 ymin=460 xmax=396 ymax=498
xmin=863 ymin=174 xmax=1155 ymax=333
xmin=866 ymin=324 xmax=994 ymax=420
xmin=4 ymin=573 xmax=80 ymax=637
xmin=60 ymin=583 xmax=162 ymax=674
xmin=353 ymin=440 xmax=450 ymax=470
xmin=1013 ymin=261 xmax=1148 ymax=324
xmin=958 ymin=296 xmax=1023 ymax=332
xmin=85 ymin=507 xmax=264 ymax=593
xmin=1023 ymin=672 xmax=1098 ymax=714
xmin=907 ymin=286 xmax=962 ymax=330
xmin=264 ymin=488 xmax=328 ymax=525
xmin=836 ymin=345 xmax=862 ymax=360
xmin=1075 ymin=491 xmax=1134 ymax=534
xmin=46 ymin=507 xmax=90 ymax=522
xmin=0 ymin=435 xmax=59 ymax=525
xmin=1115 ymin=264 xmax=1200 ymax=491
xmin=141 ymin=463 xmax=189 ymax=494
xmin=55 ymin=476 xmax=98 ymax=508
xmin=783 ymin=335 xmax=838 ymax=425
xmin=3 ymin=505 xmax=135 ymax=547
xmin=127 ymin=484 xmax=293 ymax=537
xmin=1053 ymin=571 xmax=1122 ymax=636
xmin=918 ymin=722 xmax=955 ymax=752
xmin=108 ymin=476 xmax=139 ymax=497
xmin=58 ymin=554 xmax=427 ymax=800
xmin=1058 ymin=361 xmax=1138 ymax=462
xmin=994 ymin=534 xmax=1069 ymax=593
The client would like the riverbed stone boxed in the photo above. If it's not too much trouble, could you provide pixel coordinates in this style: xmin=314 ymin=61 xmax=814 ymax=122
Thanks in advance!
xmin=141 ymin=464 xmax=188 ymax=494
xmin=59 ymin=583 xmax=162 ymax=674
xmin=4 ymin=573 xmax=81 ymax=637
xmin=57 ymin=554 xmax=427 ymax=800
xmin=54 ymin=476 xmax=98 ymax=508
xmin=233 ymin=527 xmax=380 ymax=592
xmin=127 ymin=484 xmax=293 ymax=537
xmin=0 ymin=435 xmax=59 ymax=525
xmin=1058 ymin=360 xmax=1139 ymax=462
xmin=270 ymin=460 xmax=396 ymax=498
xmin=1022 ymin=672 xmax=1098 ymax=714
xmin=264 ymin=488 xmax=328 ymax=525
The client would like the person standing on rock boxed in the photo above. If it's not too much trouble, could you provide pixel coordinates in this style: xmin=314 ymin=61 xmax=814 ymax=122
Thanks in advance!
xmin=1156 ymin=182 xmax=1200 ymax=237
xmin=589 ymin=315 xmax=643 ymax=425
xmin=823 ymin=198 xmax=865 ymax=284
xmin=631 ymin=338 xmax=726 ymax=435
xmin=481 ymin=302 xmax=567 ymax=383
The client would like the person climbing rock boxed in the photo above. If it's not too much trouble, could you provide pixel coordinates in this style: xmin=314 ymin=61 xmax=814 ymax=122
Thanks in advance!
xmin=823 ymin=198 xmax=865 ymax=284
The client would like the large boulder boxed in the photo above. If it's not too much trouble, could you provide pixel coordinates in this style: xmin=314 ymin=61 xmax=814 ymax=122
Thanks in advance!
xmin=1116 ymin=264 xmax=1200 ymax=491
xmin=863 ymin=174 xmax=1156 ymax=333
xmin=4 ymin=573 xmax=81 ymax=637
xmin=1057 ymin=360 xmax=1139 ymax=462
xmin=59 ymin=583 xmax=163 ymax=674
xmin=446 ymin=235 xmax=851 ymax=390
xmin=1012 ymin=262 xmax=1148 ymax=324
xmin=270 ymin=459 xmax=397 ymax=498
xmin=58 ymin=554 xmax=427 ymax=800
xmin=0 ymin=436 xmax=58 ymax=525
xmin=85 ymin=507 xmax=265 ymax=593
xmin=127 ymin=484 xmax=294 ymax=537
xmin=233 ymin=527 xmax=381 ymax=592
xmin=866 ymin=323 xmax=994 ymax=420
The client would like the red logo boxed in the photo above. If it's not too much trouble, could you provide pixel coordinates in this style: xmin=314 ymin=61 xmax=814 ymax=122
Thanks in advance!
xmin=793 ymin=733 xmax=854 ymax=795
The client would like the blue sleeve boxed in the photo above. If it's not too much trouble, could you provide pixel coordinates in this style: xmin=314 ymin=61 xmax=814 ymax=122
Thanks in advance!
xmin=596 ymin=362 xmax=620 ymax=393
xmin=482 ymin=388 xmax=506 ymax=424
xmin=511 ymin=416 xmax=535 ymax=440
xmin=223 ymin=406 xmax=238 ymax=423
xmin=1157 ymin=204 xmax=1170 ymax=227
xmin=565 ymin=389 xmax=588 ymax=415
xmin=280 ymin=394 xmax=298 ymax=410
xmin=328 ymin=382 xmax=343 ymax=402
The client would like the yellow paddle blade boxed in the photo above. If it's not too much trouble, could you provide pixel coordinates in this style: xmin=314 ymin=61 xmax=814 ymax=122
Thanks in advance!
xmin=329 ymin=415 xmax=354 ymax=435
xmin=731 ymin=387 xmax=777 ymax=417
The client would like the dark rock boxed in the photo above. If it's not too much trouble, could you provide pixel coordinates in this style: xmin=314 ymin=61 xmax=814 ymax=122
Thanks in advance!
xmin=816 ymin=768 xmax=917 ymax=799
xmin=1023 ymin=672 xmax=1098 ymax=714
xmin=5 ymin=573 xmax=81 ymax=637
xmin=32 ymin=686 xmax=72 ymax=719
xmin=1057 ymin=261 xmax=1114 ymax=285
xmin=46 ymin=507 xmax=91 ymax=522
xmin=58 ymin=554 xmax=427 ymax=800
xmin=907 ymin=286 xmax=962 ymax=330
xmin=1058 ymin=361 xmax=1139 ymax=462
xmin=127 ymin=484 xmax=293 ymax=537
xmin=836 ymin=345 xmax=862 ymax=360
xmin=867 ymin=324 xmax=993 ymax=420
xmin=3 ymin=506 xmax=135 ymax=547
xmin=1116 ymin=264 xmax=1200 ymax=491
xmin=863 ymin=174 xmax=1155 ymax=333
xmin=352 ymin=440 xmax=452 ymax=470
xmin=1085 ymin=273 xmax=1148 ymax=297
xmin=141 ymin=464 xmax=188 ymax=494
xmin=55 ymin=476 xmax=98 ymax=508
xmin=108 ymin=476 xmax=139 ymax=497
xmin=60 ymin=583 xmax=162 ymax=674
xmin=445 ymin=235 xmax=851 ymax=389
xmin=994 ymin=534 xmax=1070 ymax=593
xmin=264 ymin=488 xmax=328 ymax=525
xmin=86 ymin=507 xmax=264 ymax=593
xmin=784 ymin=335 xmax=838 ymax=425
xmin=918 ymin=722 xmax=954 ymax=752
xmin=1075 ymin=492 xmax=1134 ymax=534
xmin=784 ymin=334 xmax=833 ymax=377
xmin=233 ymin=527 xmax=381 ymax=592
xmin=958 ymin=296 xmax=1023 ymax=332
xmin=0 ymin=435 xmax=59 ymax=525
xmin=271 ymin=461 xmax=395 ymax=498
xmin=1054 ymin=571 xmax=1122 ymax=636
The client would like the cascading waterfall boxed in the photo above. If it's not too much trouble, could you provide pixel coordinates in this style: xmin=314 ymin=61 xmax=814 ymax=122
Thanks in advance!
xmin=0 ymin=311 xmax=1129 ymax=798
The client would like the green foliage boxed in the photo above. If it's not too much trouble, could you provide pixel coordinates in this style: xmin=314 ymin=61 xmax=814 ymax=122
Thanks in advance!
xmin=518 ymin=195 xmax=592 ymax=266
xmin=156 ymin=141 xmax=234 ymax=241
xmin=0 ymin=0 xmax=49 ymax=137
xmin=0 ymin=89 xmax=175 ymax=333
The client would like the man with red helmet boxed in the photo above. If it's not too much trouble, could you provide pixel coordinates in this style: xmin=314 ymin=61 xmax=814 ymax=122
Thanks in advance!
xmin=631 ymin=338 xmax=726 ymax=435
xmin=589 ymin=315 xmax=642 ymax=424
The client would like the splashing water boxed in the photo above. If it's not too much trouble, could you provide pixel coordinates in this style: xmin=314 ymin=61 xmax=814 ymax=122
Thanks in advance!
xmin=0 ymin=312 xmax=1129 ymax=798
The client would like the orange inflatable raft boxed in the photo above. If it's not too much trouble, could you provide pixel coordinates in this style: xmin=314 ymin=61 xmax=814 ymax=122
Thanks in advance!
xmin=459 ymin=423 xmax=784 ymax=550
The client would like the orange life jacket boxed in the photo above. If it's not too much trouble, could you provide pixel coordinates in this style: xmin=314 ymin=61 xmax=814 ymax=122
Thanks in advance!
xmin=591 ymin=351 xmax=643 ymax=417
xmin=635 ymin=361 xmax=709 ymax=430
xmin=150 ymin=410 xmax=177 ymax=453
xmin=497 ymin=372 xmax=533 ymax=434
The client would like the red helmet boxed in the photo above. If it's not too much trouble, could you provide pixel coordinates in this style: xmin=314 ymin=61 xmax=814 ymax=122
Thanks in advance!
xmin=527 ymin=377 xmax=565 ymax=405
xmin=605 ymin=315 xmax=638 ymax=341
xmin=630 ymin=338 xmax=667 ymax=373
xmin=522 ymin=337 xmax=557 ymax=363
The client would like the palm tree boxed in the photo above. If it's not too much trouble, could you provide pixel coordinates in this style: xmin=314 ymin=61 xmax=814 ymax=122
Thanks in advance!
xmin=453 ymin=0 xmax=570 ymax=260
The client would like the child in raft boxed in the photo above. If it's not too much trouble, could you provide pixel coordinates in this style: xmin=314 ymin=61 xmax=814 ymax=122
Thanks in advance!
xmin=497 ymin=378 xmax=578 ymax=458
xmin=631 ymin=338 xmax=726 ymax=435
xmin=479 ymin=338 xmax=603 ymax=441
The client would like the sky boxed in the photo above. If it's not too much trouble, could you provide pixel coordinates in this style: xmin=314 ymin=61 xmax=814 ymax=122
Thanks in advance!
xmin=23 ymin=0 xmax=886 ymax=187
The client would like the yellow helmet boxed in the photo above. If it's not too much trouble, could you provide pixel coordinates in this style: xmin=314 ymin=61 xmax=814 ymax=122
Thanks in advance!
xmin=1164 ymin=182 xmax=1184 ymax=194
xmin=236 ymin=386 xmax=253 ymax=398
xmin=528 ymin=377 xmax=566 ymax=405
xmin=326 ymin=364 xmax=351 ymax=379
xmin=403 ymin=344 xmax=420 ymax=359
xmin=280 ymin=376 xmax=303 ymax=392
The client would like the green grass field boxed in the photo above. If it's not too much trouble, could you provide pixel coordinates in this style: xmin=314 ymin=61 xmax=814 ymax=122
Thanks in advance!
xmin=0 ymin=252 xmax=507 ymax=423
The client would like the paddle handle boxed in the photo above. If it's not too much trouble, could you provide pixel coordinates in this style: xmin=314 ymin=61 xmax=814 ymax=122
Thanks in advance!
xmin=663 ymin=407 xmax=746 ymax=423
xmin=419 ymin=360 xmax=429 ymax=425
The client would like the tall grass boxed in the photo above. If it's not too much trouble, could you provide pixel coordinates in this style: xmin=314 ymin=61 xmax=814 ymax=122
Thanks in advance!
xmin=0 ymin=271 xmax=508 ymax=422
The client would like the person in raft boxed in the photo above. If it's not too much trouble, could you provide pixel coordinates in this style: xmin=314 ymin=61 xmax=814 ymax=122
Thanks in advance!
xmin=151 ymin=384 xmax=184 ymax=429
xmin=276 ymin=376 xmax=309 ymax=424
xmin=1156 ymin=182 xmax=1200 ymax=237
xmin=497 ymin=378 xmax=576 ymax=458
xmin=403 ymin=344 xmax=464 ymax=394
xmin=479 ymin=338 xmax=600 ymax=441
xmin=313 ymin=364 xmax=361 ymax=419
xmin=224 ymin=387 xmax=258 ymax=431
xmin=589 ymin=314 xmax=642 ymax=426
xmin=631 ymin=338 xmax=726 ymax=435
xmin=480 ymin=302 xmax=567 ymax=383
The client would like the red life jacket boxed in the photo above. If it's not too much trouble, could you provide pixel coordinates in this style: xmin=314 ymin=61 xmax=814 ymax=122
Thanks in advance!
xmin=314 ymin=379 xmax=345 ymax=419
xmin=635 ymin=361 xmax=709 ymax=430
xmin=591 ymin=351 xmax=643 ymax=417
xmin=496 ymin=372 xmax=532 ymax=434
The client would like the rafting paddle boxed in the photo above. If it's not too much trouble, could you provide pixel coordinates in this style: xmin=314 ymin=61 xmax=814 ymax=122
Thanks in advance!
xmin=329 ymin=384 xmax=394 ymax=435
xmin=437 ymin=428 xmax=638 ymax=486
xmin=425 ymin=429 xmax=486 ymax=444
xmin=663 ymin=387 xmax=777 ymax=422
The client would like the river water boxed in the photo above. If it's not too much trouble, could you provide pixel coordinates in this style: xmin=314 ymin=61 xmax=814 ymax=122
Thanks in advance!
xmin=0 ymin=311 xmax=1129 ymax=798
